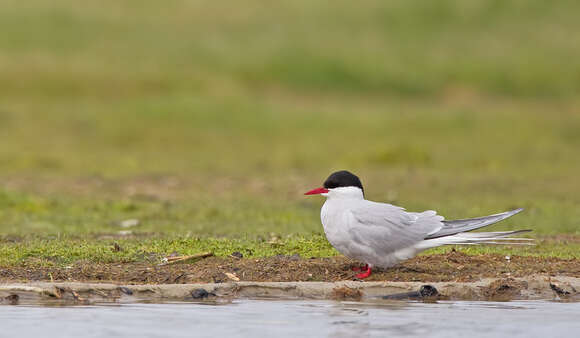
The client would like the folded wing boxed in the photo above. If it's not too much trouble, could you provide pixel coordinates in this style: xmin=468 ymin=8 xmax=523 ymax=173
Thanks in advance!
xmin=347 ymin=201 xmax=444 ymax=256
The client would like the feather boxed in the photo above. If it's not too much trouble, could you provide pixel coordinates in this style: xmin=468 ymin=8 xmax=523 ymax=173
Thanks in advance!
xmin=425 ymin=208 xmax=524 ymax=239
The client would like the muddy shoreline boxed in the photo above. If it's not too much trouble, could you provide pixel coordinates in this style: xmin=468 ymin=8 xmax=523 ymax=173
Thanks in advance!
xmin=1 ymin=276 xmax=579 ymax=305
xmin=1 ymin=251 xmax=579 ymax=303
xmin=1 ymin=251 xmax=578 ymax=284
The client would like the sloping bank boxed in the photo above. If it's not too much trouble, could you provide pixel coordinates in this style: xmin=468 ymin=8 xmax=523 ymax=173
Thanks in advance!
xmin=1 ymin=275 xmax=579 ymax=305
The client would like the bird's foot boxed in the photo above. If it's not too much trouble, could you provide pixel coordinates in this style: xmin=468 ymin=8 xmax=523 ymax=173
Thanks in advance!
xmin=355 ymin=266 xmax=372 ymax=279
xmin=351 ymin=264 xmax=368 ymax=272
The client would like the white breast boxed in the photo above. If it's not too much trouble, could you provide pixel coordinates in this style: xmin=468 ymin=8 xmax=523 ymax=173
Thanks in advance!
xmin=321 ymin=198 xmax=362 ymax=259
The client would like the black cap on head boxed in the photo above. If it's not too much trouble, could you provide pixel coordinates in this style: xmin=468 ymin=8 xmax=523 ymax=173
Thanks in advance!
xmin=323 ymin=170 xmax=364 ymax=192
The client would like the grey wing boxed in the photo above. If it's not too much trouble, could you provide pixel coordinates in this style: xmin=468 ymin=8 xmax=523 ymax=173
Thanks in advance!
xmin=348 ymin=202 xmax=444 ymax=255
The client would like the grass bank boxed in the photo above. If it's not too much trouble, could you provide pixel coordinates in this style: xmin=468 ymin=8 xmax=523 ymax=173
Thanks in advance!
xmin=1 ymin=235 xmax=578 ymax=269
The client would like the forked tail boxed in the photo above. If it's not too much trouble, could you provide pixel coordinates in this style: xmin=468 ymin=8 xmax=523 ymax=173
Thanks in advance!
xmin=422 ymin=208 xmax=533 ymax=247
xmin=437 ymin=230 xmax=533 ymax=245
xmin=426 ymin=208 xmax=526 ymax=239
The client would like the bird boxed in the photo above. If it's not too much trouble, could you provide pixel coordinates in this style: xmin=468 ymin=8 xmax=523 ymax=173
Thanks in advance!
xmin=304 ymin=170 xmax=531 ymax=279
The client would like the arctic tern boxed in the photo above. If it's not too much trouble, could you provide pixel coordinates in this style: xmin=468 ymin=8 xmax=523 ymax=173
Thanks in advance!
xmin=305 ymin=170 xmax=531 ymax=279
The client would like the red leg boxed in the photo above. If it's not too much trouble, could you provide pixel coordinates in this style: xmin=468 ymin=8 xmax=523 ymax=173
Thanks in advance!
xmin=355 ymin=266 xmax=372 ymax=279
xmin=351 ymin=264 xmax=368 ymax=272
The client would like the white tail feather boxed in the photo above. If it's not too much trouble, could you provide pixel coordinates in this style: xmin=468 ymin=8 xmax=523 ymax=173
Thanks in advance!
xmin=418 ymin=230 xmax=534 ymax=249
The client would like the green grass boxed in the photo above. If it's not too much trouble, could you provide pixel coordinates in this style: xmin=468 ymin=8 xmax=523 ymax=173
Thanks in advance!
xmin=0 ymin=1 xmax=579 ymax=265
xmin=1 ymin=235 xmax=578 ymax=267
xmin=0 ymin=235 xmax=333 ymax=267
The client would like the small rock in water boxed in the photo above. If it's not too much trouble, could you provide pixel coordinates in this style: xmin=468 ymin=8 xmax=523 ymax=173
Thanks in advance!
xmin=419 ymin=285 xmax=439 ymax=298
xmin=382 ymin=285 xmax=439 ymax=300
xmin=4 ymin=294 xmax=19 ymax=305
xmin=191 ymin=289 xmax=216 ymax=299
xmin=191 ymin=289 xmax=209 ymax=299
xmin=550 ymin=282 xmax=577 ymax=296
xmin=119 ymin=287 xmax=133 ymax=295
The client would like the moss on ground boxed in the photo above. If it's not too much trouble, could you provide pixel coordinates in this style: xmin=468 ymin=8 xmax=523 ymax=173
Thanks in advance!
xmin=1 ymin=234 xmax=577 ymax=268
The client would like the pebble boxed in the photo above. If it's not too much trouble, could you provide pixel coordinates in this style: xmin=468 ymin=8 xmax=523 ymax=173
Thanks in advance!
xmin=119 ymin=286 xmax=133 ymax=295
xmin=191 ymin=289 xmax=209 ymax=299
xmin=191 ymin=288 xmax=216 ymax=299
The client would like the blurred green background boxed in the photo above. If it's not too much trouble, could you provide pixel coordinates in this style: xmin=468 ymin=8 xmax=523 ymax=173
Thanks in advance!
xmin=1 ymin=0 xmax=579 ymax=236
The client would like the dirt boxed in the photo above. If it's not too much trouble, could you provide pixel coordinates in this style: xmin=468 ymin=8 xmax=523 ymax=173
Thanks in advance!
xmin=331 ymin=286 xmax=363 ymax=301
xmin=482 ymin=278 xmax=529 ymax=301
xmin=1 ymin=251 xmax=578 ymax=284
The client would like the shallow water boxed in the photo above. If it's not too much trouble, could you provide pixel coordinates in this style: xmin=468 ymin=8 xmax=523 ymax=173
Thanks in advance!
xmin=1 ymin=299 xmax=578 ymax=338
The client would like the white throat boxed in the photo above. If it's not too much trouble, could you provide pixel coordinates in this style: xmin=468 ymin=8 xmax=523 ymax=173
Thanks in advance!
xmin=325 ymin=186 xmax=364 ymax=200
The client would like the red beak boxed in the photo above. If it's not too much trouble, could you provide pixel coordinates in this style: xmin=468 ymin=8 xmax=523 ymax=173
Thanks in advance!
xmin=304 ymin=187 xmax=329 ymax=195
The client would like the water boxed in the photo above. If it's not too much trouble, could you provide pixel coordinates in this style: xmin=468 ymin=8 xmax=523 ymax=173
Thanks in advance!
xmin=1 ymin=299 xmax=578 ymax=338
